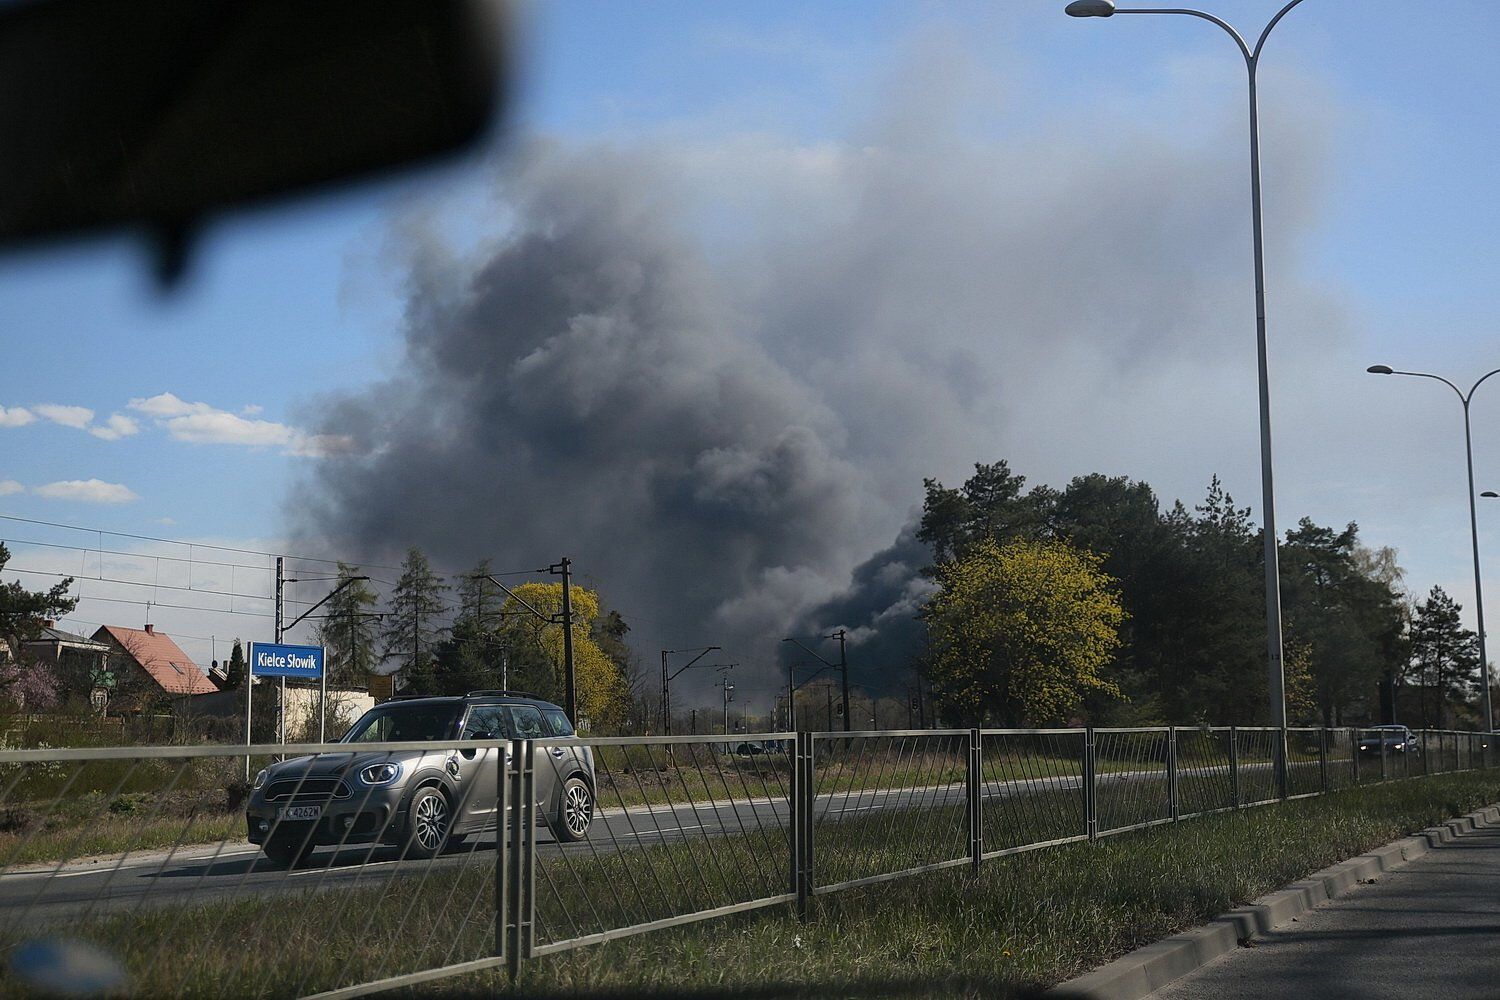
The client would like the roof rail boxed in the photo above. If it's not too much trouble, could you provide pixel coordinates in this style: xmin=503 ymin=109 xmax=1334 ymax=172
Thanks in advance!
xmin=465 ymin=689 xmax=546 ymax=701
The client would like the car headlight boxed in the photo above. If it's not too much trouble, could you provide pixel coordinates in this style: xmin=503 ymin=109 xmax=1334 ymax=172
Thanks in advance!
xmin=359 ymin=762 xmax=402 ymax=785
xmin=1358 ymin=745 xmax=1368 ymax=751
xmin=1394 ymin=742 xmax=1405 ymax=750
xmin=253 ymin=768 xmax=268 ymax=789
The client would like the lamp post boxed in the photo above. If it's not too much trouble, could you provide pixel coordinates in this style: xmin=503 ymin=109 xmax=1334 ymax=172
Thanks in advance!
xmin=1067 ymin=0 xmax=1306 ymax=792
xmin=1369 ymin=365 xmax=1500 ymax=731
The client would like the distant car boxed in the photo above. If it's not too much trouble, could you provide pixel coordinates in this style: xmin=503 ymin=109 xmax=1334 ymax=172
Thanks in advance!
xmin=245 ymin=692 xmax=594 ymax=866
xmin=733 ymin=742 xmax=767 ymax=756
xmin=1357 ymin=725 xmax=1419 ymax=755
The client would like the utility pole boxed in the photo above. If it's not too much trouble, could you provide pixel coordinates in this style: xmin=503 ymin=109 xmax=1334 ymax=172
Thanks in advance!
xmin=690 ymin=708 xmax=697 ymax=734
xmin=825 ymin=684 xmax=834 ymax=731
xmin=553 ymin=558 xmax=576 ymax=723
xmin=836 ymin=635 xmax=852 ymax=732
xmin=660 ymin=646 xmax=720 ymax=735
xmin=472 ymin=559 xmax=580 ymax=723
xmin=783 ymin=630 xmax=850 ymax=735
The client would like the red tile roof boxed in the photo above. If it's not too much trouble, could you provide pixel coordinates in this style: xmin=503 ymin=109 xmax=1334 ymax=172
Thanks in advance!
xmin=93 ymin=625 xmax=218 ymax=696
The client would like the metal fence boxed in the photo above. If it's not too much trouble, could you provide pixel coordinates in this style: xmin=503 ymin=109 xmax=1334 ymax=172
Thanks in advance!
xmin=0 ymin=726 xmax=1490 ymax=997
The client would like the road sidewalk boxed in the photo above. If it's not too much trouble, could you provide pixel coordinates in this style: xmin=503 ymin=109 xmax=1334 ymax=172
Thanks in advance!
xmin=1151 ymin=819 xmax=1500 ymax=999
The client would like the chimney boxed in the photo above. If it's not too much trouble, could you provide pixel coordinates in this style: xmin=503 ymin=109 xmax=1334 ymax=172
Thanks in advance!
xmin=144 ymin=623 xmax=155 ymax=634
xmin=42 ymin=619 xmax=56 ymax=629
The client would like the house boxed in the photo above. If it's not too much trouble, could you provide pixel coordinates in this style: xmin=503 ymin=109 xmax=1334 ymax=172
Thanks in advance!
xmin=92 ymin=624 xmax=218 ymax=702
xmin=23 ymin=620 xmax=115 ymax=710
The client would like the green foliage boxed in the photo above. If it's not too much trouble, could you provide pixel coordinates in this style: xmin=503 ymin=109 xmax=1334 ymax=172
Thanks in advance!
xmin=926 ymin=538 xmax=1124 ymax=725
xmin=314 ymin=564 xmax=380 ymax=688
xmin=223 ymin=639 xmax=245 ymax=691
xmin=917 ymin=463 xmax=1414 ymax=727
xmin=1407 ymin=586 xmax=1480 ymax=729
xmin=0 ymin=542 xmax=78 ymax=708
xmin=378 ymin=548 xmax=448 ymax=693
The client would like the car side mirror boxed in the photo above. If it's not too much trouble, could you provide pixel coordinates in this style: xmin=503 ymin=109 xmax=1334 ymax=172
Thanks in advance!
xmin=0 ymin=0 xmax=505 ymax=284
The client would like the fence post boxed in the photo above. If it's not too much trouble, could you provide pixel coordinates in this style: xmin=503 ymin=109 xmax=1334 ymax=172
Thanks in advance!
xmin=505 ymin=738 xmax=529 ymax=983
xmin=1318 ymin=727 xmax=1328 ymax=793
xmin=1350 ymin=727 xmax=1359 ymax=785
xmin=968 ymin=728 xmax=983 ymax=874
xmin=496 ymin=739 xmax=509 ymax=967
xmin=789 ymin=731 xmax=802 ymax=914
xmin=1422 ymin=730 xmax=1428 ymax=776
xmin=1379 ymin=730 xmax=1387 ymax=782
xmin=1083 ymin=727 xmax=1097 ymax=842
xmin=1228 ymin=726 xmax=1240 ymax=809
xmin=1278 ymin=727 xmax=1288 ymax=799
xmin=1167 ymin=727 xmax=1179 ymax=822
xmin=795 ymin=731 xmax=815 ymax=920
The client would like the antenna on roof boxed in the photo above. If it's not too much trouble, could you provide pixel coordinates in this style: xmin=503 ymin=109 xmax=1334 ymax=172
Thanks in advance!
xmin=145 ymin=600 xmax=153 ymax=627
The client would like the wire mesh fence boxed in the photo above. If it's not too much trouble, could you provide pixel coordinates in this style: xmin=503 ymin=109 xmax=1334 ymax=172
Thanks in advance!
xmin=978 ymin=730 xmax=1087 ymax=856
xmin=1092 ymin=728 xmax=1170 ymax=836
xmin=1175 ymin=727 xmax=1234 ymax=816
xmin=526 ymin=734 xmax=795 ymax=957
xmin=0 ymin=738 xmax=513 ymax=998
xmin=806 ymin=730 xmax=972 ymax=893
xmin=0 ymin=724 xmax=1492 ymax=997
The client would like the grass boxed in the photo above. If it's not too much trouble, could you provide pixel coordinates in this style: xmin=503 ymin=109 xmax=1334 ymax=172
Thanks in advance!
xmin=3 ymin=769 xmax=1494 ymax=998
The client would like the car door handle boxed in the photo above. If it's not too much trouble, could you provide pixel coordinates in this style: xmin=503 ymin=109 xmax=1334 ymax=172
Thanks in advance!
xmin=550 ymin=747 xmax=565 ymax=758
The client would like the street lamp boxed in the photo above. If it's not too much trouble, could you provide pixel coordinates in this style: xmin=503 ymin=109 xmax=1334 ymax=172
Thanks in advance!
xmin=1370 ymin=365 xmax=1500 ymax=731
xmin=1066 ymin=0 xmax=1307 ymax=793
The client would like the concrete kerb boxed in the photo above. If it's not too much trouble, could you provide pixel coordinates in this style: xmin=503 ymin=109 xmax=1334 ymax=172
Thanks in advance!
xmin=1051 ymin=803 xmax=1500 ymax=1000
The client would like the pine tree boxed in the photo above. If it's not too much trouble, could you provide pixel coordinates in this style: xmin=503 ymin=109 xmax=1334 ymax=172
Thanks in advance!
xmin=315 ymin=563 xmax=380 ymax=688
xmin=223 ymin=639 xmax=245 ymax=691
xmin=1408 ymin=586 xmax=1479 ymax=729
xmin=379 ymin=548 xmax=449 ymax=694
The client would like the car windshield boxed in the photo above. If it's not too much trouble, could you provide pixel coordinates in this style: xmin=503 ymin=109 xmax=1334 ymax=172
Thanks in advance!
xmin=343 ymin=704 xmax=463 ymax=743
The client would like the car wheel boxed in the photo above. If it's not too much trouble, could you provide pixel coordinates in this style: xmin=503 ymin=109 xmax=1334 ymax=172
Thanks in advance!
xmin=261 ymin=835 xmax=313 ymax=867
xmin=403 ymin=787 xmax=451 ymax=860
xmin=554 ymin=776 xmax=592 ymax=843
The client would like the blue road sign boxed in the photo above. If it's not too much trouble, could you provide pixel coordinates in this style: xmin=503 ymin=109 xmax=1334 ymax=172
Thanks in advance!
xmin=249 ymin=642 xmax=325 ymax=680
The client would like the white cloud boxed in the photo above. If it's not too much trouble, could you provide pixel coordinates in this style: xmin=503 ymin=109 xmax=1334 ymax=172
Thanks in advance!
xmin=0 ymin=406 xmax=35 ymax=428
xmin=33 ymin=479 xmax=141 ymax=504
xmin=242 ymin=404 xmax=264 ymax=416
xmin=34 ymin=404 xmax=95 ymax=429
xmin=128 ymin=392 xmax=212 ymax=419
xmin=129 ymin=391 xmax=350 ymax=457
xmin=89 ymin=413 xmax=141 ymax=441
xmin=0 ymin=480 xmax=22 ymax=496
xmin=154 ymin=517 xmax=176 ymax=526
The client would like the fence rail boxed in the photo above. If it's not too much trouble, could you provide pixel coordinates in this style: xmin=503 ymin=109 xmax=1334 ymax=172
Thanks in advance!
xmin=0 ymin=725 xmax=1490 ymax=997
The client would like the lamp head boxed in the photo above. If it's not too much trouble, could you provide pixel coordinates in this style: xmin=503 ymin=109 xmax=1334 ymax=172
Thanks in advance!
xmin=1483 ymin=491 xmax=1499 ymax=499
xmin=1066 ymin=0 xmax=1117 ymax=15
xmin=1367 ymin=365 xmax=1394 ymax=375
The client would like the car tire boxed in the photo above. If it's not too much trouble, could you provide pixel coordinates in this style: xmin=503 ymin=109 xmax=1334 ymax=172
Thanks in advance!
xmin=554 ymin=776 xmax=593 ymax=843
xmin=402 ymin=787 xmax=452 ymax=860
xmin=261 ymin=835 xmax=313 ymax=867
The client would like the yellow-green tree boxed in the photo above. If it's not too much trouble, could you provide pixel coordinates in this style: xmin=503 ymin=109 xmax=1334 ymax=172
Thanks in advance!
xmin=927 ymin=538 xmax=1124 ymax=724
xmin=502 ymin=583 xmax=632 ymax=732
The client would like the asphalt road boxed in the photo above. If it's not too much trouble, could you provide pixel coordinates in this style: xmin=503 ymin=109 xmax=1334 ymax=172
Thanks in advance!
xmin=1151 ymin=823 xmax=1500 ymax=1000
xmin=0 ymin=757 xmax=1323 ymax=923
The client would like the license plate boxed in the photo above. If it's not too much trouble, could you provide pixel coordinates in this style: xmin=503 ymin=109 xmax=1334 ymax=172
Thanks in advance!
xmin=277 ymin=805 xmax=322 ymax=822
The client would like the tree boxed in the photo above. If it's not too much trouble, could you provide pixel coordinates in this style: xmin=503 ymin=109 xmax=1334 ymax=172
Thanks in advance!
xmin=1281 ymin=519 xmax=1406 ymax=727
xmin=223 ymin=639 xmax=245 ymax=691
xmin=926 ymin=538 xmax=1124 ymax=725
xmin=430 ymin=560 xmax=507 ymax=696
xmin=1408 ymin=587 xmax=1480 ymax=729
xmin=497 ymin=582 xmax=632 ymax=732
xmin=315 ymin=564 xmax=381 ymax=688
xmin=379 ymin=548 xmax=449 ymax=693
xmin=917 ymin=461 xmax=1051 ymax=568
xmin=0 ymin=542 xmax=77 ymax=708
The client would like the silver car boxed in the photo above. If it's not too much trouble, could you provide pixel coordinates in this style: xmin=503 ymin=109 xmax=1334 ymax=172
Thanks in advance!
xmin=245 ymin=693 xmax=595 ymax=866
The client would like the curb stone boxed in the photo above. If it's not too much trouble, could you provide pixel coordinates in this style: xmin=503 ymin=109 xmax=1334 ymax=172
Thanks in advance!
xmin=1049 ymin=802 xmax=1500 ymax=1000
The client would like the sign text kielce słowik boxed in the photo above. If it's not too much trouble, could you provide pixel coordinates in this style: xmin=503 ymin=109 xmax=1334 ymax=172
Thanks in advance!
xmin=249 ymin=642 xmax=326 ymax=680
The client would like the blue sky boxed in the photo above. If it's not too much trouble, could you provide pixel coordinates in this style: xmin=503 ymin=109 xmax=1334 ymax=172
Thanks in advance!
xmin=2 ymin=1 xmax=1498 ymax=677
